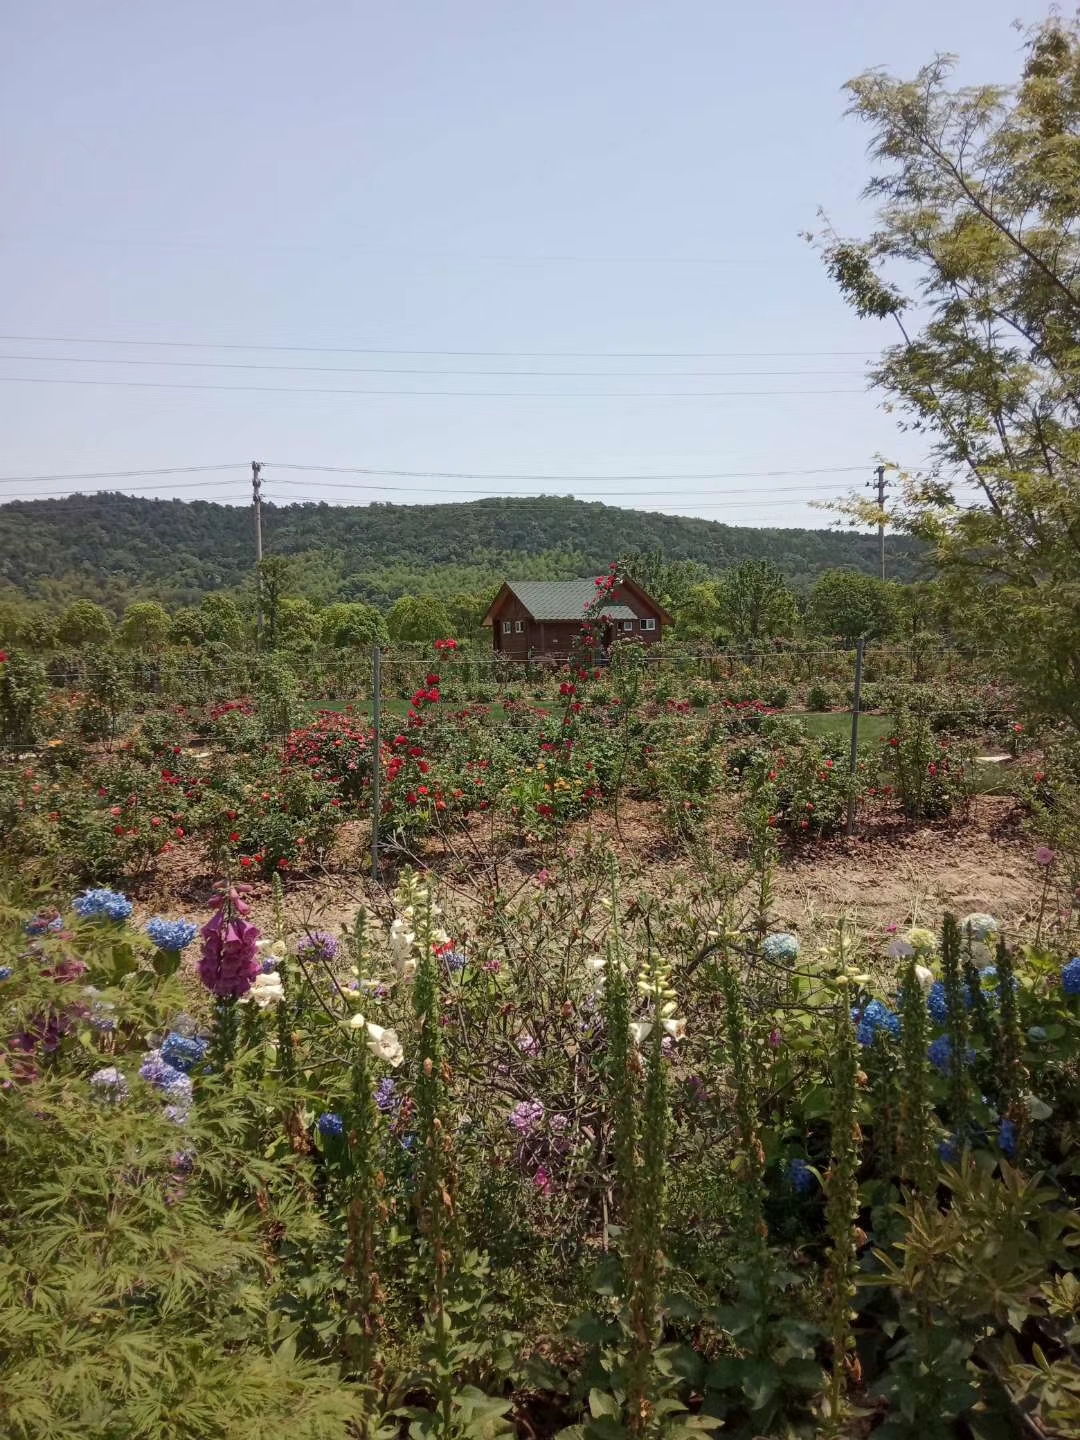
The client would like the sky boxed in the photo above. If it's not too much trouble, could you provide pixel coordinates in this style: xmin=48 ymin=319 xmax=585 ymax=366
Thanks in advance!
xmin=0 ymin=0 xmax=1044 ymax=529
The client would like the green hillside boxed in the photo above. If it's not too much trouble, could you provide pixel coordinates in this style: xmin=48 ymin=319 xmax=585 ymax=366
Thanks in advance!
xmin=0 ymin=492 xmax=922 ymax=609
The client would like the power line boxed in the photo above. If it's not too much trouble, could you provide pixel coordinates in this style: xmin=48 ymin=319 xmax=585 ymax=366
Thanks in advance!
xmin=0 ymin=461 xmax=873 ymax=487
xmin=0 ymin=332 xmax=880 ymax=359
xmin=265 ymin=476 xmax=853 ymax=500
xmin=0 ymin=352 xmax=868 ymax=379
xmin=0 ymin=463 xmax=244 ymax=485
xmin=0 ymin=376 xmax=866 ymax=400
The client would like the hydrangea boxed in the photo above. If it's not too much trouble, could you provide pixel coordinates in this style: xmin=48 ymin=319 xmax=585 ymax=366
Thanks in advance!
xmin=161 ymin=1071 xmax=193 ymax=1106
xmin=786 ymin=1156 xmax=816 ymax=1194
xmin=763 ymin=932 xmax=800 ymax=962
xmin=164 ymin=1104 xmax=190 ymax=1127
xmin=90 ymin=1066 xmax=128 ymax=1099
xmin=928 ymin=1034 xmax=975 ymax=1074
xmin=998 ymin=1118 xmax=1018 ymax=1160
xmin=375 ymin=1077 xmax=399 ymax=1113
xmin=938 ymin=1134 xmax=961 ymax=1165
xmin=0 ymin=966 xmax=12 ymax=982
xmin=905 ymin=926 xmax=938 ymax=956
xmin=1062 ymin=957 xmax=1080 ymax=996
xmin=927 ymin=980 xmax=968 ymax=1024
xmin=297 ymin=931 xmax=338 ymax=962
xmin=854 ymin=999 xmax=901 ymax=1046
xmin=146 ymin=917 xmax=198 ymax=951
xmin=260 ymin=953 xmax=281 ymax=974
xmin=82 ymin=986 xmax=117 ymax=1032
xmin=960 ymin=913 xmax=999 ymax=942
xmin=161 ymin=1031 xmax=208 ymax=1073
xmin=25 ymin=911 xmax=64 ymax=936
xmin=441 ymin=949 xmax=468 ymax=973
xmin=508 ymin=1099 xmax=545 ymax=1135
xmin=1028 ymin=1025 xmax=1049 ymax=1043
xmin=139 ymin=1049 xmax=170 ymax=1086
xmin=73 ymin=888 xmax=133 ymax=922
xmin=317 ymin=1111 xmax=345 ymax=1138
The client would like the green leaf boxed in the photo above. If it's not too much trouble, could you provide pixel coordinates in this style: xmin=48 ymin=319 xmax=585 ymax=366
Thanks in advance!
xmin=742 ymin=1358 xmax=781 ymax=1412
xmin=588 ymin=1388 xmax=620 ymax=1420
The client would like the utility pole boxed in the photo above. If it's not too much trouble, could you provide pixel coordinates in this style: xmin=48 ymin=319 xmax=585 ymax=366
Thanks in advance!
xmin=252 ymin=461 xmax=263 ymax=643
xmin=867 ymin=464 xmax=889 ymax=580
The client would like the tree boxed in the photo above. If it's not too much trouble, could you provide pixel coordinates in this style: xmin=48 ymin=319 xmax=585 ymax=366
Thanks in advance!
xmin=58 ymin=599 xmax=113 ymax=647
xmin=387 ymin=595 xmax=451 ymax=645
xmin=169 ymin=607 xmax=206 ymax=646
xmin=715 ymin=560 xmax=798 ymax=643
xmin=276 ymin=596 xmax=318 ymax=649
xmin=257 ymin=557 xmax=293 ymax=649
xmin=617 ymin=550 xmax=709 ymax=617
xmin=808 ymin=571 xmax=898 ymax=642
xmin=445 ymin=590 xmax=495 ymax=640
xmin=675 ymin=582 xmax=725 ymax=642
xmin=320 ymin=602 xmax=388 ymax=649
xmin=815 ymin=16 xmax=1080 ymax=725
xmin=199 ymin=594 xmax=245 ymax=647
xmin=118 ymin=601 xmax=170 ymax=649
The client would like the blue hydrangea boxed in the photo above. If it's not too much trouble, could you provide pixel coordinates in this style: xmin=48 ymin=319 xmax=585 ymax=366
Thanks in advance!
xmin=146 ymin=917 xmax=198 ymax=951
xmin=786 ymin=1157 xmax=816 ymax=1194
xmin=928 ymin=1034 xmax=975 ymax=1074
xmin=0 ymin=966 xmax=12 ymax=982
xmin=1062 ymin=957 xmax=1080 ymax=996
xmin=375 ymin=1077 xmax=398 ymax=1113
xmin=83 ymin=987 xmax=116 ymax=1032
xmin=763 ymin=933 xmax=800 ymax=962
xmin=25 ymin=912 xmax=63 ymax=936
xmin=139 ymin=1049 xmax=169 ymax=1086
xmin=260 ymin=954 xmax=280 ymax=974
xmin=317 ymin=1111 xmax=345 ymax=1138
xmin=854 ymin=999 xmax=901 ymax=1046
xmin=927 ymin=981 xmax=949 ymax=1023
xmin=161 ymin=1032 xmax=208 ymax=1073
xmin=938 ymin=1134 xmax=960 ymax=1164
xmin=1028 ymin=1025 xmax=1048 ymax=1043
xmin=164 ymin=1104 xmax=190 ymax=1127
xmin=998 ymin=1118 xmax=1018 ymax=1160
xmin=442 ymin=949 xmax=468 ymax=973
xmin=73 ymin=888 xmax=133 ymax=922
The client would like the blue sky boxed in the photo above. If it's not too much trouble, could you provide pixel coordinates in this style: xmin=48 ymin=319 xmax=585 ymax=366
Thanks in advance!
xmin=2 ymin=0 xmax=1038 ymax=527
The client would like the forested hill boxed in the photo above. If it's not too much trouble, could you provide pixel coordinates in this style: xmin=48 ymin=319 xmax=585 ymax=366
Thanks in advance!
xmin=0 ymin=492 xmax=922 ymax=608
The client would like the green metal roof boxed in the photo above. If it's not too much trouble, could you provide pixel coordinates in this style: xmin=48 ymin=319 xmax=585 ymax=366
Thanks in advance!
xmin=504 ymin=579 xmax=637 ymax=622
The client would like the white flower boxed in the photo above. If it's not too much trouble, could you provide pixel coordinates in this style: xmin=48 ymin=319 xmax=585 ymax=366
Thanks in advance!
xmin=365 ymin=1021 xmax=404 ymax=1068
xmin=629 ymin=1021 xmax=653 ymax=1045
xmin=905 ymin=927 xmax=938 ymax=957
xmin=662 ymin=1017 xmax=686 ymax=1041
xmin=914 ymin=964 xmax=935 ymax=995
xmin=244 ymin=971 xmax=285 ymax=1008
xmin=348 ymin=1012 xmax=404 ymax=1067
xmin=389 ymin=917 xmax=417 ymax=978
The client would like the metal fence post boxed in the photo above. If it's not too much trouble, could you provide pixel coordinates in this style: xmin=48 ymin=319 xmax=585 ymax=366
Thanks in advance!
xmin=371 ymin=644 xmax=381 ymax=883
xmin=846 ymin=638 xmax=865 ymax=836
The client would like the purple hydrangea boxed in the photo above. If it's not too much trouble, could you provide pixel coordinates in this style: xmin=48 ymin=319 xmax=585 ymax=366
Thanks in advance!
xmin=508 ymin=1099 xmax=545 ymax=1135
xmin=854 ymin=998 xmax=901 ymax=1046
xmin=317 ymin=1111 xmax=345 ymax=1137
xmin=297 ymin=931 xmax=339 ymax=962
xmin=25 ymin=911 xmax=64 ymax=936
xmin=441 ymin=949 xmax=468 ymax=973
xmin=90 ymin=1066 xmax=128 ymax=1099
xmin=73 ymin=888 xmax=133 ymax=922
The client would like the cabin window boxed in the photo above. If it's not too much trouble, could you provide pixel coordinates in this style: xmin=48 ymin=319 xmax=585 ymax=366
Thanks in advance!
xmin=515 ymin=620 xmax=525 ymax=633
xmin=621 ymin=620 xmax=634 ymax=632
xmin=641 ymin=617 xmax=657 ymax=631
xmin=502 ymin=620 xmax=512 ymax=634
